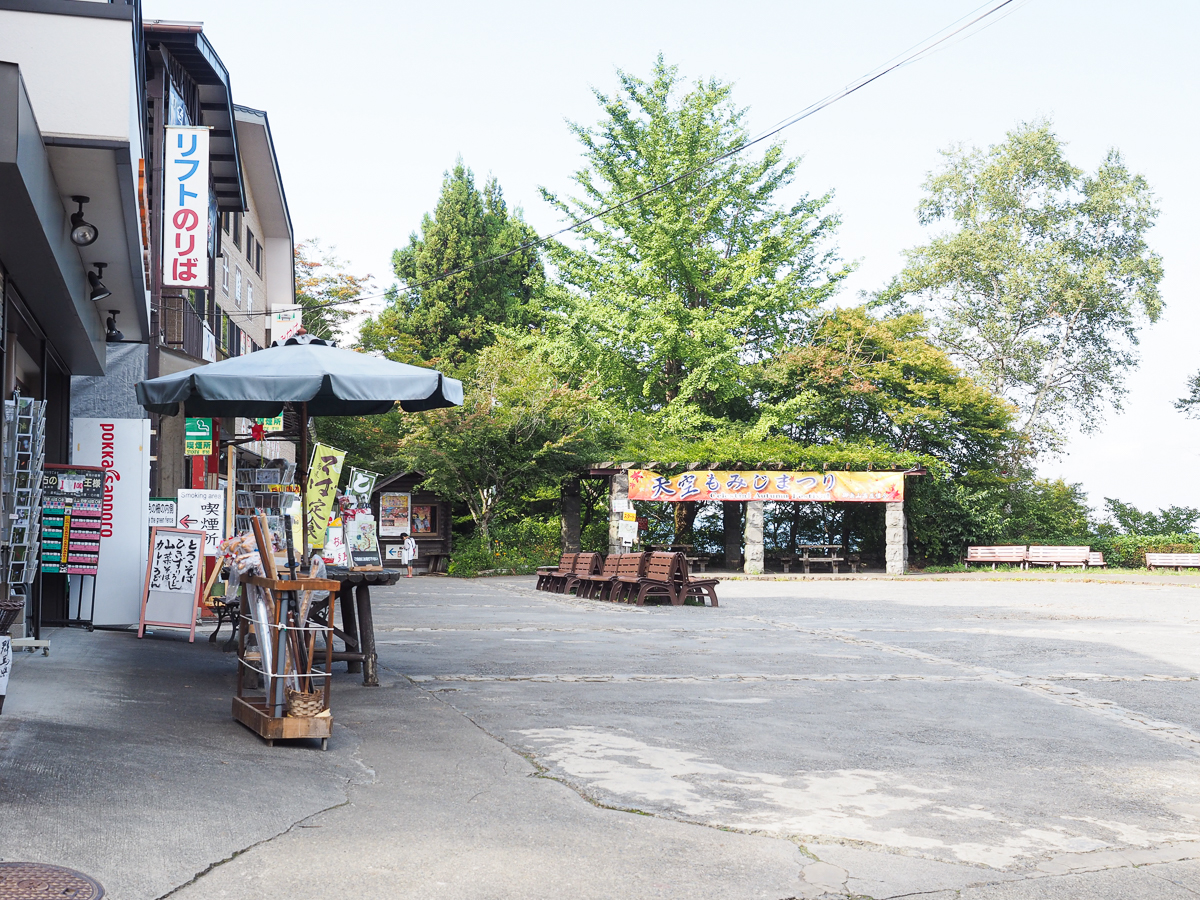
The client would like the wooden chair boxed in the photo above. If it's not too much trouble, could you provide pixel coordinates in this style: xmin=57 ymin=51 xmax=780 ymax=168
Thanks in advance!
xmin=536 ymin=553 xmax=576 ymax=591
xmin=561 ymin=552 xmax=604 ymax=594
xmin=576 ymin=553 xmax=622 ymax=599
xmin=679 ymin=556 xmax=720 ymax=607
xmin=630 ymin=551 xmax=685 ymax=605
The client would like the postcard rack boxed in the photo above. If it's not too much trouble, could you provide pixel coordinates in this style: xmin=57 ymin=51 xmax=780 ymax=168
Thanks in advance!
xmin=232 ymin=572 xmax=342 ymax=749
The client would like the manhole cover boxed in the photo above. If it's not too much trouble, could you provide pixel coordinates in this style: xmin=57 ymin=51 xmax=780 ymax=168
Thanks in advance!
xmin=0 ymin=863 xmax=104 ymax=899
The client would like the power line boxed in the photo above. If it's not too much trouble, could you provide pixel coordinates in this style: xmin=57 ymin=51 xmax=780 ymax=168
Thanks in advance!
xmin=237 ymin=0 xmax=1025 ymax=322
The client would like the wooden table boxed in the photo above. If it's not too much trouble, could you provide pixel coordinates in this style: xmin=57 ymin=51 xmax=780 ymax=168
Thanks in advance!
xmin=318 ymin=567 xmax=403 ymax=687
xmin=796 ymin=544 xmax=845 ymax=574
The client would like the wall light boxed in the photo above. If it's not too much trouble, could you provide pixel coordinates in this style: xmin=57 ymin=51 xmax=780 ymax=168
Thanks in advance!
xmin=88 ymin=263 xmax=111 ymax=303
xmin=105 ymin=310 xmax=124 ymax=343
xmin=69 ymin=196 xmax=98 ymax=246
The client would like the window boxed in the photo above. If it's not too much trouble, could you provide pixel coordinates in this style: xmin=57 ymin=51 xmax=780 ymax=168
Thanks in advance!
xmin=221 ymin=255 xmax=229 ymax=294
xmin=254 ymin=242 xmax=262 ymax=275
xmin=222 ymin=213 xmax=230 ymax=235
xmin=231 ymin=213 xmax=242 ymax=249
xmin=234 ymin=266 xmax=242 ymax=308
xmin=246 ymin=282 xmax=253 ymax=314
xmin=246 ymin=228 xmax=254 ymax=258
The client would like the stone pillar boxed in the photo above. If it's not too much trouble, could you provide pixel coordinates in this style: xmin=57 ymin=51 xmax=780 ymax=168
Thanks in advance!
xmin=560 ymin=479 xmax=581 ymax=552
xmin=723 ymin=501 xmax=743 ymax=569
xmin=743 ymin=500 xmax=764 ymax=575
xmin=885 ymin=501 xmax=908 ymax=575
xmin=607 ymin=470 xmax=629 ymax=555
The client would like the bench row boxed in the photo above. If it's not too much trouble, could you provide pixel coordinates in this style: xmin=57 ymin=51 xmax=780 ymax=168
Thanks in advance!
xmin=535 ymin=552 xmax=719 ymax=606
xmin=965 ymin=546 xmax=1105 ymax=570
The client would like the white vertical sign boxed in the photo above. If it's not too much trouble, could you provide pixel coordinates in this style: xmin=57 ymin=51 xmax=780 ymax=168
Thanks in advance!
xmin=163 ymin=125 xmax=210 ymax=288
xmin=73 ymin=419 xmax=151 ymax=627
xmin=177 ymin=488 xmax=225 ymax=556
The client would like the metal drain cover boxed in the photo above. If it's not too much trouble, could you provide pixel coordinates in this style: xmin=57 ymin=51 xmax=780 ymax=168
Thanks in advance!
xmin=0 ymin=863 xmax=104 ymax=899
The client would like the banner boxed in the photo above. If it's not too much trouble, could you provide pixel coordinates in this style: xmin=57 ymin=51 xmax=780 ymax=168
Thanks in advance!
xmin=628 ymin=469 xmax=905 ymax=503
xmin=304 ymin=443 xmax=346 ymax=549
xmin=346 ymin=467 xmax=378 ymax=504
xmin=162 ymin=126 xmax=210 ymax=288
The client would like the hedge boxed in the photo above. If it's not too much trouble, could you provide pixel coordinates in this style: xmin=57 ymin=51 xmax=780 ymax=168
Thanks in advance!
xmin=1095 ymin=533 xmax=1200 ymax=568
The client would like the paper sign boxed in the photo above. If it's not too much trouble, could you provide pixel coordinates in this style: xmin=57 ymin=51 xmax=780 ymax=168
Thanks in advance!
xmin=177 ymin=488 xmax=225 ymax=555
xmin=321 ymin=525 xmax=348 ymax=567
xmin=148 ymin=498 xmax=177 ymax=528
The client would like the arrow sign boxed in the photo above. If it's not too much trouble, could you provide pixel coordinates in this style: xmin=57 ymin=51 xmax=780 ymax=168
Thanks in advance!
xmin=178 ymin=514 xmax=194 ymax=528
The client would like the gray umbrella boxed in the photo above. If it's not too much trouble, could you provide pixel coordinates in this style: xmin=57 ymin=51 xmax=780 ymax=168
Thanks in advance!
xmin=134 ymin=334 xmax=463 ymax=558
xmin=135 ymin=336 xmax=463 ymax=417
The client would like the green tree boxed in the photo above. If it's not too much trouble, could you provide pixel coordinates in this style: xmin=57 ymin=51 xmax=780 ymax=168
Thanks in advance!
xmin=294 ymin=240 xmax=372 ymax=342
xmin=1103 ymin=497 xmax=1200 ymax=535
xmin=394 ymin=336 xmax=618 ymax=547
xmin=887 ymin=121 xmax=1163 ymax=456
xmin=542 ymin=57 xmax=847 ymax=431
xmin=359 ymin=161 xmax=545 ymax=372
xmin=760 ymin=307 xmax=1015 ymax=471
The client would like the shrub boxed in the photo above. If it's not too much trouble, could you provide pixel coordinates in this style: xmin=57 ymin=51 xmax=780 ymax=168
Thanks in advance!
xmin=447 ymin=518 xmax=562 ymax=577
xmin=1095 ymin=533 xmax=1200 ymax=568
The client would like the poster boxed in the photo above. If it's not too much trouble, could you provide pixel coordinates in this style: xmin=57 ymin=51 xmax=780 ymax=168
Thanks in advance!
xmin=184 ymin=417 xmax=212 ymax=455
xmin=627 ymin=469 xmax=906 ymax=503
xmin=148 ymin=498 xmax=177 ymax=528
xmin=411 ymin=504 xmax=435 ymax=535
xmin=345 ymin=512 xmax=382 ymax=568
xmin=41 ymin=465 xmax=105 ymax=575
xmin=147 ymin=531 xmax=203 ymax=593
xmin=304 ymin=443 xmax=345 ymax=549
xmin=379 ymin=492 xmax=410 ymax=537
xmin=73 ymin=418 xmax=151 ymax=627
xmin=162 ymin=126 xmax=211 ymax=288
xmin=321 ymin=525 xmax=348 ymax=567
xmin=177 ymin=488 xmax=225 ymax=556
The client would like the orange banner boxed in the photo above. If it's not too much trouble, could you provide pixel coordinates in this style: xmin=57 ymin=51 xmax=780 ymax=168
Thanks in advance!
xmin=627 ymin=470 xmax=904 ymax=503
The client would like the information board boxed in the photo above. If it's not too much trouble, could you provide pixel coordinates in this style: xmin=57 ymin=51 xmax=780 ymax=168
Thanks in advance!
xmin=177 ymin=488 xmax=224 ymax=555
xmin=139 ymin=527 xmax=204 ymax=641
xmin=184 ymin=417 xmax=212 ymax=455
xmin=41 ymin=464 xmax=104 ymax=575
xmin=379 ymin=492 xmax=410 ymax=537
xmin=345 ymin=511 xmax=382 ymax=569
xmin=148 ymin=498 xmax=177 ymax=528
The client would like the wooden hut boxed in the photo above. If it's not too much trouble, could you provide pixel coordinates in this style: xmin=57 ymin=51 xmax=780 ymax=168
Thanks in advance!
xmin=371 ymin=472 xmax=452 ymax=573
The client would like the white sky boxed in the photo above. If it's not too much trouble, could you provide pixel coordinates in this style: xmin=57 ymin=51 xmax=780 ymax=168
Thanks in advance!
xmin=144 ymin=0 xmax=1200 ymax=515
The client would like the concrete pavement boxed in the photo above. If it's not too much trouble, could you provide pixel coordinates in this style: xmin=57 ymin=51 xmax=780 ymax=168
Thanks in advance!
xmin=3 ymin=575 xmax=1200 ymax=898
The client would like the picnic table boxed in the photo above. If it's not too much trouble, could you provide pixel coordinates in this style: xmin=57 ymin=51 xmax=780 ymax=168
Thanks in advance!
xmin=312 ymin=566 xmax=403 ymax=687
xmin=791 ymin=544 xmax=845 ymax=574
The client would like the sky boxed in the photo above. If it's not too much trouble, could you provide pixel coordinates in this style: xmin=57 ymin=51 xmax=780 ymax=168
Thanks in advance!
xmin=144 ymin=0 xmax=1200 ymax=516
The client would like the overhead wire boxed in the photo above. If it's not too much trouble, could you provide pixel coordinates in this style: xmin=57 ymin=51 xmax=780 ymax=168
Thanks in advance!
xmin=233 ymin=0 xmax=1024 ymax=322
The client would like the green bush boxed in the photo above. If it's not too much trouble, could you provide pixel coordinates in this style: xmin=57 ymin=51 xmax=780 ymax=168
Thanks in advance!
xmin=1094 ymin=533 xmax=1200 ymax=568
xmin=447 ymin=518 xmax=562 ymax=577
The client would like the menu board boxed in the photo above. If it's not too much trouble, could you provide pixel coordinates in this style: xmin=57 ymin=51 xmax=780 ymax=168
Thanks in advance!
xmin=41 ymin=465 xmax=104 ymax=575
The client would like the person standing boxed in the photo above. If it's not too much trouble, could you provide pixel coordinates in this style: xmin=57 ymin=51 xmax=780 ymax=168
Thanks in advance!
xmin=400 ymin=532 xmax=418 ymax=578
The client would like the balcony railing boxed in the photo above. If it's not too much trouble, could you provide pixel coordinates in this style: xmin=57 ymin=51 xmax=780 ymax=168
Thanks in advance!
xmin=160 ymin=296 xmax=206 ymax=360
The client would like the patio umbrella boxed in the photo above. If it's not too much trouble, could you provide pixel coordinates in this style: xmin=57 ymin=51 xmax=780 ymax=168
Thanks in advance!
xmin=135 ymin=334 xmax=464 ymax=555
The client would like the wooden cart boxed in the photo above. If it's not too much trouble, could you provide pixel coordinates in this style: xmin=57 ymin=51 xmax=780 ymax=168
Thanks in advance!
xmin=232 ymin=573 xmax=342 ymax=749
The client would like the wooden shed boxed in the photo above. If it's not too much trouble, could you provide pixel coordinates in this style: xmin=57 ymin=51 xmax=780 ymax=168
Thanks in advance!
xmin=371 ymin=472 xmax=453 ymax=573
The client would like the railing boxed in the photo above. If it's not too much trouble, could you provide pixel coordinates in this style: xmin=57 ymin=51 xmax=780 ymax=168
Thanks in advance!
xmin=160 ymin=296 xmax=206 ymax=360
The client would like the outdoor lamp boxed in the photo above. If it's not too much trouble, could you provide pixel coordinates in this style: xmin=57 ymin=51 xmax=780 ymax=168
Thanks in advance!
xmin=69 ymin=196 xmax=98 ymax=246
xmin=88 ymin=263 xmax=111 ymax=303
xmin=105 ymin=310 xmax=123 ymax=343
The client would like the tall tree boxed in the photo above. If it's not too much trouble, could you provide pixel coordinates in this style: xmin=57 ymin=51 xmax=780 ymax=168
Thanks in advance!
xmin=294 ymin=240 xmax=372 ymax=342
xmin=542 ymin=57 xmax=847 ymax=431
xmin=886 ymin=121 xmax=1163 ymax=456
xmin=358 ymin=161 xmax=545 ymax=372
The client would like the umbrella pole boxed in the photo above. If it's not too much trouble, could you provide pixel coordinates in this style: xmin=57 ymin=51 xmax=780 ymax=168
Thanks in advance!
xmin=298 ymin=401 xmax=309 ymax=563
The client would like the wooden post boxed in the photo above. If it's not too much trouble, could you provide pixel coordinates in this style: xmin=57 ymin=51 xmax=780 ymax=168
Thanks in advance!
xmin=297 ymin=401 xmax=309 ymax=560
xmin=225 ymin=441 xmax=235 ymax=538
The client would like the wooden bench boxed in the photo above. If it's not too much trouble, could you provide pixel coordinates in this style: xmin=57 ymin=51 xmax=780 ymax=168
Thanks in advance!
xmin=1146 ymin=552 xmax=1200 ymax=572
xmin=608 ymin=552 xmax=650 ymax=603
xmin=560 ymin=552 xmax=604 ymax=595
xmin=536 ymin=553 xmax=576 ymax=591
xmin=679 ymin=556 xmax=720 ymax=607
xmin=965 ymin=545 xmax=1028 ymax=570
xmin=1088 ymin=551 xmax=1106 ymax=568
xmin=1026 ymin=546 xmax=1090 ymax=570
xmin=576 ymin=553 xmax=623 ymax=600
xmin=622 ymin=552 xmax=720 ymax=607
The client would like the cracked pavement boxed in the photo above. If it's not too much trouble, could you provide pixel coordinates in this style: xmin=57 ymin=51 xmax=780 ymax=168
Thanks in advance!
xmin=3 ymin=575 xmax=1200 ymax=898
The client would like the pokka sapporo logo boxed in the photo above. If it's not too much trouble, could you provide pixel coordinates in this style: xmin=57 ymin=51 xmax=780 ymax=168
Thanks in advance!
xmin=99 ymin=423 xmax=121 ymax=538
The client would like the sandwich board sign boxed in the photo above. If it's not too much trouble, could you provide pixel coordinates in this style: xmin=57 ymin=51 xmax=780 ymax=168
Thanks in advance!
xmin=139 ymin=527 xmax=204 ymax=641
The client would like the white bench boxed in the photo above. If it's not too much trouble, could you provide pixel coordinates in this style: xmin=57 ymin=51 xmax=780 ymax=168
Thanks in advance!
xmin=1088 ymin=552 xmax=1106 ymax=568
xmin=1026 ymin=546 xmax=1091 ymax=570
xmin=1145 ymin=552 xmax=1200 ymax=572
xmin=964 ymin=545 xmax=1027 ymax=569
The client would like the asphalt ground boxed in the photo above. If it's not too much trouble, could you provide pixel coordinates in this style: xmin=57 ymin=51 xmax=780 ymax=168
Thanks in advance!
xmin=3 ymin=575 xmax=1200 ymax=899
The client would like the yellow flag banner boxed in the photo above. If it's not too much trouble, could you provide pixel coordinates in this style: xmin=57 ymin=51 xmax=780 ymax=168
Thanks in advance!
xmin=305 ymin=443 xmax=346 ymax=549
xmin=627 ymin=470 xmax=905 ymax=503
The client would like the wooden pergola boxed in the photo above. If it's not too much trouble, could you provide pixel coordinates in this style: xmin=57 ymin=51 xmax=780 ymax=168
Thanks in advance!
xmin=564 ymin=463 xmax=924 ymax=575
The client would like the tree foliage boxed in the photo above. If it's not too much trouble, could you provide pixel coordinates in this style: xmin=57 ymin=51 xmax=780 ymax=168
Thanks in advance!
xmin=294 ymin=240 xmax=372 ymax=343
xmin=359 ymin=161 xmax=545 ymax=373
xmin=541 ymin=57 xmax=846 ymax=430
xmin=887 ymin=121 xmax=1163 ymax=456
xmin=1103 ymin=497 xmax=1200 ymax=536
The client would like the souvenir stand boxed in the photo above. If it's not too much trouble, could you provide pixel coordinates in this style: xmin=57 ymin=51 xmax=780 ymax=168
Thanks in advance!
xmin=3 ymin=395 xmax=47 ymax=652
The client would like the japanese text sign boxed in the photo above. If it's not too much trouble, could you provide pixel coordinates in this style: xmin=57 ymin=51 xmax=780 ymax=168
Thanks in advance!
xmin=346 ymin=467 xmax=378 ymax=504
xmin=627 ymin=470 xmax=905 ymax=503
xmin=305 ymin=443 xmax=346 ymax=549
xmin=177 ymin=488 xmax=225 ymax=555
xmin=147 ymin=531 xmax=202 ymax=593
xmin=148 ymin=498 xmax=177 ymax=529
xmin=163 ymin=126 xmax=210 ymax=288
xmin=184 ymin=417 xmax=212 ymax=456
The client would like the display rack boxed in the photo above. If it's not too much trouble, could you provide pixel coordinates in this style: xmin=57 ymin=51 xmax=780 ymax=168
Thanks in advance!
xmin=41 ymin=465 xmax=104 ymax=630
xmin=3 ymin=395 xmax=47 ymax=653
xmin=233 ymin=572 xmax=340 ymax=749
xmin=233 ymin=463 xmax=298 ymax=555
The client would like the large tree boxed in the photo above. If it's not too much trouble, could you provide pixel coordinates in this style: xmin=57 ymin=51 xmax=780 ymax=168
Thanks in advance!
xmin=359 ymin=162 xmax=545 ymax=373
xmin=542 ymin=57 xmax=847 ymax=431
xmin=294 ymin=240 xmax=371 ymax=343
xmin=886 ymin=121 xmax=1163 ymax=457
